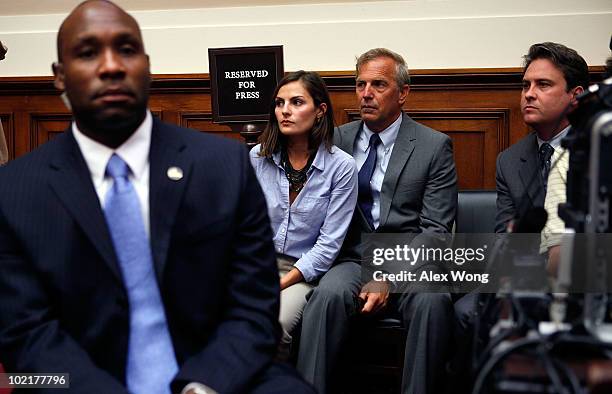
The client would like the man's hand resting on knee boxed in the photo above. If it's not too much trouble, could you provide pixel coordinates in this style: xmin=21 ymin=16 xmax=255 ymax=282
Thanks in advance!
xmin=359 ymin=280 xmax=390 ymax=314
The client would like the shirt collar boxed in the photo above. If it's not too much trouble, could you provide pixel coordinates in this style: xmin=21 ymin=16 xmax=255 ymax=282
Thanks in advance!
xmin=310 ymin=143 xmax=326 ymax=172
xmin=72 ymin=111 xmax=153 ymax=187
xmin=537 ymin=125 xmax=570 ymax=152
xmin=359 ymin=113 xmax=402 ymax=152
xmin=271 ymin=149 xmax=282 ymax=167
xmin=271 ymin=142 xmax=326 ymax=172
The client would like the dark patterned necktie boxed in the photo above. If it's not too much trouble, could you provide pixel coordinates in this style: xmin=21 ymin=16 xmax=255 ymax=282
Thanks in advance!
xmin=358 ymin=133 xmax=382 ymax=228
xmin=539 ymin=142 xmax=554 ymax=195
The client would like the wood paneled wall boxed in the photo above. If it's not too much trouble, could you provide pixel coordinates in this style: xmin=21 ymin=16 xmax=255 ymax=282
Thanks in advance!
xmin=0 ymin=68 xmax=605 ymax=189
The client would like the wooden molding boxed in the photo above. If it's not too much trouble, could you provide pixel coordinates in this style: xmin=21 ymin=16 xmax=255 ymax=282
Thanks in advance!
xmin=1 ymin=66 xmax=605 ymax=95
xmin=0 ymin=76 xmax=213 ymax=95
xmin=0 ymin=113 xmax=14 ymax=160
xmin=29 ymin=113 xmax=71 ymax=151
xmin=0 ymin=66 xmax=606 ymax=189
xmin=406 ymin=108 xmax=510 ymax=152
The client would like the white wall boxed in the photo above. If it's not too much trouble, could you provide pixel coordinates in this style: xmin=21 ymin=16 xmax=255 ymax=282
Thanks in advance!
xmin=0 ymin=0 xmax=610 ymax=77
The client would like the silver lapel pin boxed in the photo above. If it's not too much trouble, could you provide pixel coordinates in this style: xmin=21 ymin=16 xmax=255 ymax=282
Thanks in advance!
xmin=167 ymin=166 xmax=183 ymax=181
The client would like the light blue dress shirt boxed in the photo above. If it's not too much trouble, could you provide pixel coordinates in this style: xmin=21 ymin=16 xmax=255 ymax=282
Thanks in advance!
xmin=250 ymin=143 xmax=358 ymax=282
xmin=353 ymin=114 xmax=402 ymax=229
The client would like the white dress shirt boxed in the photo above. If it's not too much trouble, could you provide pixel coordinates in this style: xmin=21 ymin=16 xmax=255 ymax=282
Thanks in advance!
xmin=72 ymin=111 xmax=152 ymax=236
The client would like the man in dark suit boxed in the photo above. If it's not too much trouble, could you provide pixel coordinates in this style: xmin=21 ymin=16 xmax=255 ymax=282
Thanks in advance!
xmin=495 ymin=42 xmax=588 ymax=234
xmin=0 ymin=2 xmax=314 ymax=393
xmin=496 ymin=42 xmax=588 ymax=276
xmin=296 ymin=48 xmax=457 ymax=394
xmin=452 ymin=43 xmax=589 ymax=393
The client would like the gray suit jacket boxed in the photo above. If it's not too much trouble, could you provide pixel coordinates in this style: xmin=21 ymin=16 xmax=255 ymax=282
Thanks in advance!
xmin=495 ymin=132 xmax=545 ymax=233
xmin=333 ymin=112 xmax=457 ymax=264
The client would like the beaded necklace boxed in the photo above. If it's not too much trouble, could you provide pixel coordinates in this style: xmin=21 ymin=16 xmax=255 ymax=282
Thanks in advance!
xmin=281 ymin=149 xmax=315 ymax=193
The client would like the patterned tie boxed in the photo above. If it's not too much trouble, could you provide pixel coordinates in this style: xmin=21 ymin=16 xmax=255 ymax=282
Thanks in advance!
xmin=358 ymin=133 xmax=382 ymax=229
xmin=539 ymin=143 xmax=554 ymax=195
xmin=103 ymin=154 xmax=178 ymax=394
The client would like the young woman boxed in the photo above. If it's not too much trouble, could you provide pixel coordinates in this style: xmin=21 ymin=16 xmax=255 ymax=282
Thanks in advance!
xmin=250 ymin=71 xmax=357 ymax=354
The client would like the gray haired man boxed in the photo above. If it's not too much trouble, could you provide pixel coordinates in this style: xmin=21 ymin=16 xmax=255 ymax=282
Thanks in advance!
xmin=297 ymin=48 xmax=457 ymax=394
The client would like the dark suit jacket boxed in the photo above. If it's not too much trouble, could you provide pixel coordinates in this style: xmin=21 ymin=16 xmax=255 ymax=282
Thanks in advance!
xmin=0 ymin=118 xmax=280 ymax=393
xmin=333 ymin=112 xmax=457 ymax=264
xmin=495 ymin=132 xmax=545 ymax=233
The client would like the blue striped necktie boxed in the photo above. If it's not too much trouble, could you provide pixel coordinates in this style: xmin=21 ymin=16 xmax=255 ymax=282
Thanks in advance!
xmin=103 ymin=154 xmax=178 ymax=394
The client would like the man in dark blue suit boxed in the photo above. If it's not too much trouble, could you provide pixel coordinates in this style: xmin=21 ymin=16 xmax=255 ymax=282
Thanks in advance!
xmin=452 ymin=42 xmax=589 ymax=393
xmin=495 ymin=43 xmax=588 ymax=234
xmin=0 ymin=1 xmax=313 ymax=393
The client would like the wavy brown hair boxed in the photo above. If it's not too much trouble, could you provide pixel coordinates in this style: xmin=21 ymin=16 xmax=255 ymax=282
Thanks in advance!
xmin=258 ymin=70 xmax=334 ymax=157
xmin=523 ymin=42 xmax=589 ymax=91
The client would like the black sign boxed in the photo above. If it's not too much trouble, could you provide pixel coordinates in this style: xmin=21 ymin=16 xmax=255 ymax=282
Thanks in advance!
xmin=209 ymin=45 xmax=284 ymax=122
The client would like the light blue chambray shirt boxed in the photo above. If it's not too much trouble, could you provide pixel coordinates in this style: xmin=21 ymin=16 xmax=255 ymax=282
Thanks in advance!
xmin=249 ymin=143 xmax=358 ymax=282
xmin=353 ymin=114 xmax=402 ymax=229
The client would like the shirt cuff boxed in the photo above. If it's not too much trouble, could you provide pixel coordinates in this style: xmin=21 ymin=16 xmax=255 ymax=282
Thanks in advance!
xmin=294 ymin=257 xmax=317 ymax=283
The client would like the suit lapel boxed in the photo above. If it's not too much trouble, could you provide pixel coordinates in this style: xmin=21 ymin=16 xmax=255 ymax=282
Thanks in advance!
xmin=379 ymin=113 xmax=416 ymax=227
xmin=338 ymin=121 xmax=361 ymax=155
xmin=48 ymin=130 xmax=123 ymax=282
xmin=519 ymin=133 xmax=545 ymax=208
xmin=148 ymin=118 xmax=190 ymax=283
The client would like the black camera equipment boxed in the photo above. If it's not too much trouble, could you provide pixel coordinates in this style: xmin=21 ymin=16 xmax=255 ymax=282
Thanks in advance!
xmin=558 ymin=77 xmax=612 ymax=343
xmin=472 ymin=75 xmax=612 ymax=394
xmin=560 ymin=77 xmax=612 ymax=234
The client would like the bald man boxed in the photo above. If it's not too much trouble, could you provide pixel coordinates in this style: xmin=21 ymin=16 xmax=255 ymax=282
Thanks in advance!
xmin=0 ymin=2 xmax=314 ymax=393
